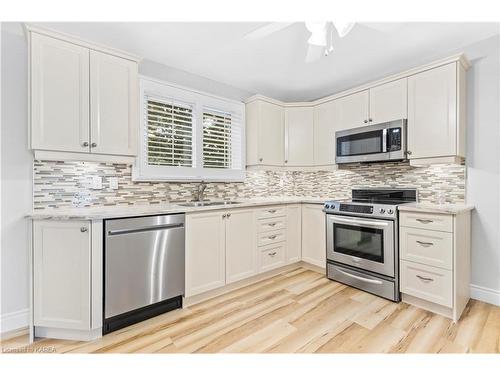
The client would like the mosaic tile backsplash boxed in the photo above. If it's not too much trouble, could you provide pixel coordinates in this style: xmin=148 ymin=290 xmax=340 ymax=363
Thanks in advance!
xmin=33 ymin=160 xmax=466 ymax=210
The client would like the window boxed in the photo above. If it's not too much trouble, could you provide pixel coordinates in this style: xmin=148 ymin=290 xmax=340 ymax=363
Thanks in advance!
xmin=134 ymin=77 xmax=245 ymax=181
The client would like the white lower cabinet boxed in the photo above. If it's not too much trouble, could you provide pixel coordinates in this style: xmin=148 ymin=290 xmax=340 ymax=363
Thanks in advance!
xmin=185 ymin=211 xmax=226 ymax=297
xmin=301 ymin=204 xmax=326 ymax=268
xmin=286 ymin=204 xmax=302 ymax=263
xmin=225 ymin=209 xmax=257 ymax=284
xmin=258 ymin=243 xmax=286 ymax=273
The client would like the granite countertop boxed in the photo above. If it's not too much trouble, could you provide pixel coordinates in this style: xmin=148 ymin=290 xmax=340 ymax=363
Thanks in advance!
xmin=398 ymin=202 xmax=475 ymax=215
xmin=27 ymin=196 xmax=340 ymax=220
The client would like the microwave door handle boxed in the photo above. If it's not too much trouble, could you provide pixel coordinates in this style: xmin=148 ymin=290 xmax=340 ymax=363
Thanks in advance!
xmin=382 ymin=128 xmax=387 ymax=152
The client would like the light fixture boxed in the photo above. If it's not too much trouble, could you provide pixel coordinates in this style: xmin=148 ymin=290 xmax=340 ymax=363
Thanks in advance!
xmin=305 ymin=22 xmax=327 ymax=46
xmin=333 ymin=21 xmax=355 ymax=38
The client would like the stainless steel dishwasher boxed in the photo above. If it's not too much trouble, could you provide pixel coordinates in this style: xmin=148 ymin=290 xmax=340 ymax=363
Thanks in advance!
xmin=103 ymin=214 xmax=185 ymax=334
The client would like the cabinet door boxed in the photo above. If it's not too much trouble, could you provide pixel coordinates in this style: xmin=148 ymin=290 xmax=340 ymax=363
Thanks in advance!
xmin=286 ymin=204 xmax=302 ymax=263
xmin=185 ymin=211 xmax=226 ymax=297
xmin=301 ymin=204 xmax=326 ymax=268
xmin=259 ymin=101 xmax=285 ymax=166
xmin=334 ymin=90 xmax=369 ymax=130
xmin=407 ymin=63 xmax=457 ymax=159
xmin=31 ymin=33 xmax=90 ymax=152
xmin=369 ymin=78 xmax=407 ymax=124
xmin=285 ymin=107 xmax=314 ymax=166
xmin=34 ymin=220 xmax=91 ymax=330
xmin=314 ymin=101 xmax=336 ymax=165
xmin=225 ymin=209 xmax=256 ymax=283
xmin=90 ymin=51 xmax=138 ymax=156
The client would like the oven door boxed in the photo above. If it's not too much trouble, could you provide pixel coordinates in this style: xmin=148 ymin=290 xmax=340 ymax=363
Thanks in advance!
xmin=326 ymin=214 xmax=395 ymax=277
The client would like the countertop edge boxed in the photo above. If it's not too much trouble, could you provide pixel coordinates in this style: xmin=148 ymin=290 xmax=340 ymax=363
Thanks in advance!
xmin=398 ymin=203 xmax=475 ymax=215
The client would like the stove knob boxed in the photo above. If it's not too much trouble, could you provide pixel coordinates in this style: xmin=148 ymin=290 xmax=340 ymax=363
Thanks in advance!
xmin=379 ymin=208 xmax=385 ymax=214
xmin=388 ymin=209 xmax=394 ymax=214
xmin=324 ymin=204 xmax=330 ymax=209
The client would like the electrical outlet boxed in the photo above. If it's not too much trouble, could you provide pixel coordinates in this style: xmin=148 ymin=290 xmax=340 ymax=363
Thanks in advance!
xmin=91 ymin=176 xmax=102 ymax=190
xmin=109 ymin=177 xmax=119 ymax=190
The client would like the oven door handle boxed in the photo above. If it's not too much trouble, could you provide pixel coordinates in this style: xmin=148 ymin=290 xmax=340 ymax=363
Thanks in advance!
xmin=329 ymin=216 xmax=390 ymax=228
xmin=336 ymin=268 xmax=384 ymax=285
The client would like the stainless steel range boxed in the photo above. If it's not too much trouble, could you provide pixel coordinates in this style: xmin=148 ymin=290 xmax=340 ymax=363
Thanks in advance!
xmin=324 ymin=188 xmax=417 ymax=301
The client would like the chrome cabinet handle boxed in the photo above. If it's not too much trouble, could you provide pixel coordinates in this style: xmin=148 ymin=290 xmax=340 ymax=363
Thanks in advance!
xmin=363 ymin=120 xmax=368 ymax=123
xmin=259 ymin=158 xmax=263 ymax=162
xmin=268 ymin=235 xmax=277 ymax=239
xmin=369 ymin=118 xmax=373 ymax=122
xmin=80 ymin=227 xmax=88 ymax=233
xmin=416 ymin=240 xmax=434 ymax=246
xmin=406 ymin=150 xmax=413 ymax=155
xmin=416 ymin=275 xmax=434 ymax=282
xmin=91 ymin=142 xmax=97 ymax=148
xmin=222 ymin=214 xmax=227 ymax=218
xmin=227 ymin=213 xmax=231 ymax=218
xmin=268 ymin=209 xmax=277 ymax=214
xmin=284 ymin=160 xmax=288 ymax=163
xmin=82 ymin=141 xmax=89 ymax=147
xmin=268 ymin=223 xmax=277 ymax=227
xmin=416 ymin=219 xmax=433 ymax=224
xmin=268 ymin=251 xmax=277 ymax=257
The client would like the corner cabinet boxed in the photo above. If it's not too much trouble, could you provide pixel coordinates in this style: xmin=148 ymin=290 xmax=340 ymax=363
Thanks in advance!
xmin=301 ymin=204 xmax=326 ymax=268
xmin=32 ymin=219 xmax=102 ymax=341
xmin=28 ymin=25 xmax=140 ymax=161
xmin=285 ymin=107 xmax=314 ymax=166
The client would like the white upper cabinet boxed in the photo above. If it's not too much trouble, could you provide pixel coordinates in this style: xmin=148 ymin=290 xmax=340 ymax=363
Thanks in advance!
xmin=334 ymin=90 xmax=369 ymax=130
xmin=31 ymin=33 xmax=90 ymax=153
xmin=90 ymin=51 xmax=138 ymax=156
xmin=408 ymin=62 xmax=465 ymax=161
xmin=285 ymin=106 xmax=314 ymax=166
xmin=369 ymin=78 xmax=407 ymax=124
xmin=313 ymin=100 xmax=336 ymax=166
xmin=246 ymin=99 xmax=284 ymax=166
xmin=29 ymin=27 xmax=140 ymax=161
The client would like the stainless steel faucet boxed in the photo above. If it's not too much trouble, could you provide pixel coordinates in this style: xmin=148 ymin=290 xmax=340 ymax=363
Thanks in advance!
xmin=194 ymin=181 xmax=207 ymax=202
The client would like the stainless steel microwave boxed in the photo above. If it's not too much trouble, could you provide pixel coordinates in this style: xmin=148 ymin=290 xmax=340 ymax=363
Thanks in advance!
xmin=335 ymin=119 xmax=407 ymax=164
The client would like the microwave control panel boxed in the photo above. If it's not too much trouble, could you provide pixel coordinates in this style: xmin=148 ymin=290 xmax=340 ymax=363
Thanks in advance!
xmin=388 ymin=127 xmax=402 ymax=151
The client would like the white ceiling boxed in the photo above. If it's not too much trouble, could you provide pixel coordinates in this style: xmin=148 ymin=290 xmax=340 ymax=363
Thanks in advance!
xmin=37 ymin=22 xmax=500 ymax=101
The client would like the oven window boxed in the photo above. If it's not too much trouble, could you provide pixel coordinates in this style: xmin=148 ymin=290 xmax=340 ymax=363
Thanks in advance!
xmin=334 ymin=223 xmax=384 ymax=263
xmin=337 ymin=129 xmax=383 ymax=157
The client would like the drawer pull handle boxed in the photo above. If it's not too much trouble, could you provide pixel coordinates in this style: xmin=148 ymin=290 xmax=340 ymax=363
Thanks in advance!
xmin=268 ymin=251 xmax=277 ymax=256
xmin=416 ymin=240 xmax=434 ymax=246
xmin=268 ymin=209 xmax=277 ymax=214
xmin=416 ymin=219 xmax=433 ymax=224
xmin=268 ymin=235 xmax=277 ymax=239
xmin=80 ymin=227 xmax=88 ymax=233
xmin=268 ymin=223 xmax=277 ymax=227
xmin=416 ymin=275 xmax=434 ymax=282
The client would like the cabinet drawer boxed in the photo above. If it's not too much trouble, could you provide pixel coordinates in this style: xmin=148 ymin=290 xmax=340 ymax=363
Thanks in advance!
xmin=257 ymin=217 xmax=286 ymax=233
xmin=400 ymin=260 xmax=452 ymax=307
xmin=400 ymin=227 xmax=453 ymax=270
xmin=400 ymin=211 xmax=453 ymax=232
xmin=259 ymin=243 xmax=286 ymax=272
xmin=256 ymin=206 xmax=286 ymax=219
xmin=257 ymin=229 xmax=286 ymax=246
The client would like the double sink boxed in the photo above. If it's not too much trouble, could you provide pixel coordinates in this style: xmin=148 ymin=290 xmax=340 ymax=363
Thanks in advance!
xmin=177 ymin=200 xmax=242 ymax=207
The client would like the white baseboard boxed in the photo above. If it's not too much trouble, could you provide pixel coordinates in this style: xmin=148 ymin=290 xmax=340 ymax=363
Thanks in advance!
xmin=0 ymin=309 xmax=29 ymax=334
xmin=470 ymin=284 xmax=500 ymax=306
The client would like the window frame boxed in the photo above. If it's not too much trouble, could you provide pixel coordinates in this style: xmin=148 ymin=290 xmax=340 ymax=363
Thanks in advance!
xmin=133 ymin=76 xmax=246 ymax=182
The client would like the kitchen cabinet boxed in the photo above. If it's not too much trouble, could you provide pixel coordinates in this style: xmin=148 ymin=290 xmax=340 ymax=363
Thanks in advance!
xmin=28 ymin=26 xmax=140 ymax=160
xmin=185 ymin=211 xmax=226 ymax=297
xmin=285 ymin=107 xmax=314 ymax=166
xmin=313 ymin=100 xmax=336 ymax=166
xmin=286 ymin=204 xmax=302 ymax=263
xmin=301 ymin=204 xmax=326 ymax=268
xmin=369 ymin=78 xmax=407 ymax=124
xmin=246 ymin=99 xmax=285 ymax=166
xmin=90 ymin=51 xmax=138 ymax=156
xmin=399 ymin=208 xmax=471 ymax=321
xmin=334 ymin=90 xmax=369 ymax=130
xmin=225 ymin=209 xmax=257 ymax=283
xmin=31 ymin=33 xmax=90 ymax=153
xmin=407 ymin=62 xmax=466 ymax=162
xmin=33 ymin=220 xmax=92 ymax=330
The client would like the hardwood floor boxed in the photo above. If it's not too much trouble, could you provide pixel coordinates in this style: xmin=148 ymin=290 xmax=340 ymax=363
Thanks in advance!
xmin=2 ymin=267 xmax=499 ymax=354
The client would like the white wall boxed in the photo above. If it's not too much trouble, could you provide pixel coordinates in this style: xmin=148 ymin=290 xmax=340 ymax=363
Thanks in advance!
xmin=0 ymin=22 xmax=33 ymax=333
xmin=462 ymin=35 xmax=500 ymax=304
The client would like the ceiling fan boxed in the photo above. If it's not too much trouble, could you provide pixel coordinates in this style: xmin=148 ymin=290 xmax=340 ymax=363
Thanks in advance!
xmin=245 ymin=22 xmax=398 ymax=63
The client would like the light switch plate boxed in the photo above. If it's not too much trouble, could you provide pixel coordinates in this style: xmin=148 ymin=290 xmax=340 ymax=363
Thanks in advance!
xmin=91 ymin=176 xmax=102 ymax=190
xmin=109 ymin=177 xmax=119 ymax=190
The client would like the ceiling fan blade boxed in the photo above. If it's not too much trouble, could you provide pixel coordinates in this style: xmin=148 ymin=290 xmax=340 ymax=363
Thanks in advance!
xmin=305 ymin=44 xmax=325 ymax=63
xmin=244 ymin=22 xmax=295 ymax=40
xmin=361 ymin=22 xmax=403 ymax=33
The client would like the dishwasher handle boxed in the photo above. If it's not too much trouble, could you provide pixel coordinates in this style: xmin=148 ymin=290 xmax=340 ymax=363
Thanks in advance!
xmin=107 ymin=223 xmax=184 ymax=236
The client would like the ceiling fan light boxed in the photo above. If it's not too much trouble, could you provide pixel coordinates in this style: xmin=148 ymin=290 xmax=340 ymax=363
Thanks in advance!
xmin=308 ymin=33 xmax=327 ymax=47
xmin=333 ymin=21 xmax=355 ymax=37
